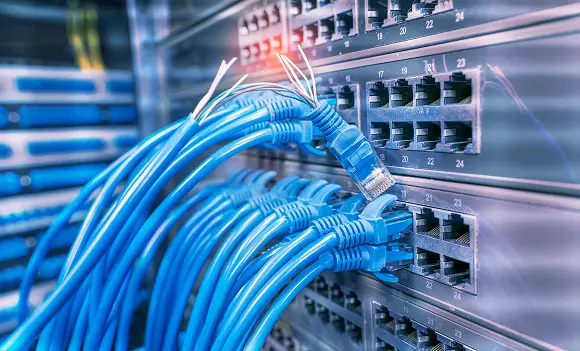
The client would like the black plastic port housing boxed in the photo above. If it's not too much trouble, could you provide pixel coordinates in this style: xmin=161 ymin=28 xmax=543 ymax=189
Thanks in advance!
xmin=370 ymin=122 xmax=390 ymax=148
xmin=291 ymin=28 xmax=304 ymax=45
xmin=337 ymin=86 xmax=355 ymax=110
xmin=443 ymin=72 xmax=472 ymax=104
xmin=269 ymin=6 xmax=281 ymax=24
xmin=337 ymin=10 xmax=354 ymax=36
xmin=415 ymin=208 xmax=439 ymax=237
xmin=304 ymin=296 xmax=316 ymax=315
xmin=396 ymin=318 xmax=418 ymax=344
xmin=319 ymin=16 xmax=335 ymax=41
xmin=440 ymin=256 xmax=470 ymax=286
xmin=330 ymin=313 xmax=346 ymax=333
xmin=368 ymin=0 xmax=388 ymax=27
xmin=346 ymin=291 xmax=361 ymax=314
xmin=443 ymin=121 xmax=472 ymax=152
xmin=316 ymin=304 xmax=330 ymax=324
xmin=415 ymin=121 xmax=441 ymax=150
xmin=304 ymin=0 xmax=317 ymax=12
xmin=391 ymin=122 xmax=413 ymax=149
xmin=390 ymin=0 xmax=414 ymax=23
xmin=290 ymin=0 xmax=302 ymax=16
xmin=257 ymin=10 xmax=269 ymax=29
xmin=304 ymin=23 xmax=319 ymax=46
xmin=390 ymin=79 xmax=413 ymax=107
xmin=330 ymin=283 xmax=345 ymax=306
xmin=346 ymin=322 xmax=363 ymax=344
xmin=315 ymin=276 xmax=329 ymax=297
xmin=376 ymin=306 xmax=395 ymax=333
xmin=442 ymin=214 xmax=470 ymax=246
xmin=415 ymin=248 xmax=440 ymax=276
xmin=415 ymin=75 xmax=441 ymax=105
xmin=369 ymin=81 xmax=389 ymax=108
xmin=376 ymin=338 xmax=395 ymax=351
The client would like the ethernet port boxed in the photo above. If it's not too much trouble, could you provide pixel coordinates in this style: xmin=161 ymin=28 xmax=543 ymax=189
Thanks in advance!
xmin=319 ymin=17 xmax=335 ymax=42
xmin=415 ymin=326 xmax=442 ymax=349
xmin=290 ymin=0 xmax=302 ymax=16
xmin=330 ymin=283 xmax=345 ymax=306
xmin=315 ymin=276 xmax=329 ymax=297
xmin=270 ymin=36 xmax=282 ymax=54
xmin=440 ymin=256 xmax=470 ymax=287
xmin=346 ymin=322 xmax=363 ymax=344
xmin=407 ymin=0 xmax=438 ymax=20
xmin=304 ymin=23 xmax=319 ymax=47
xmin=257 ymin=11 xmax=269 ymax=29
xmin=291 ymin=28 xmax=304 ymax=45
xmin=320 ymin=0 xmax=332 ymax=5
xmin=389 ymin=0 xmax=414 ymax=24
xmin=239 ymin=19 xmax=249 ymax=36
xmin=269 ymin=6 xmax=281 ymax=24
xmin=415 ymin=122 xmax=441 ymax=150
xmin=413 ymin=248 xmax=440 ymax=276
xmin=367 ymin=0 xmax=388 ymax=28
xmin=395 ymin=318 xmax=418 ymax=345
xmin=330 ymin=313 xmax=346 ymax=333
xmin=390 ymin=79 xmax=413 ymax=107
xmin=316 ymin=304 xmax=330 ymax=324
xmin=368 ymin=81 xmax=389 ymax=108
xmin=304 ymin=0 xmax=317 ymax=12
xmin=346 ymin=291 xmax=362 ymax=314
xmin=304 ymin=296 xmax=316 ymax=315
xmin=443 ymin=121 xmax=472 ymax=152
xmin=370 ymin=122 xmax=390 ymax=148
xmin=259 ymin=40 xmax=271 ymax=57
xmin=337 ymin=86 xmax=355 ymax=110
xmin=442 ymin=214 xmax=470 ymax=246
xmin=375 ymin=306 xmax=395 ymax=334
xmin=415 ymin=208 xmax=439 ymax=237
xmin=415 ymin=75 xmax=441 ymax=106
xmin=443 ymin=72 xmax=472 ymax=104
xmin=391 ymin=122 xmax=413 ymax=149
xmin=336 ymin=11 xmax=354 ymax=37
xmin=376 ymin=338 xmax=395 ymax=351
xmin=247 ymin=15 xmax=259 ymax=32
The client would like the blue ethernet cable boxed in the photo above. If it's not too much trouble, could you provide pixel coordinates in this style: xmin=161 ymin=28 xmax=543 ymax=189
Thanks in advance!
xmin=74 ymin=122 xmax=314 ymax=350
xmin=171 ymin=178 xmax=313 ymax=351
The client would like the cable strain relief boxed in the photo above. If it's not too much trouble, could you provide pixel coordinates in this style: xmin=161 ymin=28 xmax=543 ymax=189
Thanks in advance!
xmin=266 ymin=100 xmax=305 ymax=121
xmin=226 ymin=189 xmax=254 ymax=208
xmin=260 ymin=200 xmax=300 ymax=217
xmin=257 ymin=198 xmax=287 ymax=216
xmin=330 ymin=247 xmax=368 ymax=272
xmin=283 ymin=206 xmax=315 ymax=232
xmin=331 ymin=220 xmax=368 ymax=249
xmin=306 ymin=101 xmax=346 ymax=139
xmin=241 ymin=121 xmax=268 ymax=135
xmin=269 ymin=122 xmax=300 ymax=144
xmin=272 ymin=202 xmax=303 ymax=217
xmin=311 ymin=214 xmax=349 ymax=236
xmin=248 ymin=193 xmax=279 ymax=209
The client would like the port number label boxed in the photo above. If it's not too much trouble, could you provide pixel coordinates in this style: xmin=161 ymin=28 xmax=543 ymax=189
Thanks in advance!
xmin=401 ymin=190 xmax=407 ymax=198
xmin=401 ymin=66 xmax=408 ymax=74
xmin=344 ymin=40 xmax=350 ymax=48
xmin=327 ymin=45 xmax=332 ymax=52
xmin=455 ymin=10 xmax=465 ymax=22
xmin=453 ymin=291 xmax=462 ymax=300
xmin=427 ymin=316 xmax=434 ymax=326
xmin=402 ymin=155 xmax=409 ymax=163
xmin=425 ymin=19 xmax=433 ymax=29
xmin=399 ymin=26 xmax=407 ymax=35
xmin=328 ymin=78 xmax=333 ymax=84
xmin=456 ymin=159 xmax=464 ymax=168
xmin=345 ymin=75 xmax=351 ymax=82
xmin=454 ymin=198 xmax=462 ymax=207
xmin=455 ymin=329 xmax=463 ymax=339
xmin=457 ymin=58 xmax=466 ymax=68
xmin=427 ymin=157 xmax=435 ymax=166
xmin=377 ymin=32 xmax=383 ymax=40
xmin=311 ymin=49 xmax=317 ymax=56
xmin=426 ymin=280 xmax=433 ymax=289
xmin=425 ymin=193 xmax=433 ymax=203
xmin=378 ymin=70 xmax=384 ymax=78
xmin=403 ymin=305 xmax=409 ymax=314
xmin=380 ymin=153 xmax=385 ymax=160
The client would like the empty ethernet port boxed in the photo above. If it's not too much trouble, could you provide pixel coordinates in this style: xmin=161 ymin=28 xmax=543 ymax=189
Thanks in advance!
xmin=376 ymin=338 xmax=395 ymax=351
xmin=413 ymin=248 xmax=440 ymax=276
xmin=315 ymin=276 xmax=329 ymax=297
xmin=330 ymin=313 xmax=346 ymax=333
xmin=389 ymin=0 xmax=414 ymax=23
xmin=330 ymin=283 xmax=345 ymax=306
xmin=291 ymin=28 xmax=304 ymax=46
xmin=443 ymin=121 xmax=472 ymax=152
xmin=319 ymin=17 xmax=335 ymax=42
xmin=415 ymin=208 xmax=439 ymax=237
xmin=442 ymin=214 xmax=470 ymax=246
xmin=395 ymin=318 xmax=418 ymax=345
xmin=337 ymin=86 xmax=355 ymax=110
xmin=368 ymin=81 xmax=389 ymax=108
xmin=304 ymin=296 xmax=316 ymax=315
xmin=407 ymin=0 xmax=438 ymax=20
xmin=367 ymin=0 xmax=388 ymax=28
xmin=336 ymin=11 xmax=354 ymax=37
xmin=443 ymin=72 xmax=472 ymax=104
xmin=346 ymin=322 xmax=363 ymax=344
xmin=391 ymin=122 xmax=413 ymax=149
xmin=269 ymin=6 xmax=281 ymax=24
xmin=415 ymin=122 xmax=441 ymax=150
xmin=375 ymin=306 xmax=395 ymax=334
xmin=390 ymin=79 xmax=413 ymax=107
xmin=415 ymin=75 xmax=441 ymax=105
xmin=257 ymin=10 xmax=269 ymax=29
xmin=303 ymin=23 xmax=318 ymax=46
xmin=304 ymin=0 xmax=317 ymax=11
xmin=345 ymin=291 xmax=361 ymax=314
xmin=247 ymin=15 xmax=259 ymax=32
xmin=316 ymin=304 xmax=330 ymax=324
xmin=290 ymin=0 xmax=302 ymax=16
xmin=370 ymin=122 xmax=390 ymax=148
xmin=440 ymin=256 xmax=470 ymax=287
xmin=417 ymin=328 xmax=442 ymax=350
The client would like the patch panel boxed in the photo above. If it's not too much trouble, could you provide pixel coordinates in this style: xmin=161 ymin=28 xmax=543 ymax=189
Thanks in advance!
xmin=242 ymin=158 xmax=580 ymax=350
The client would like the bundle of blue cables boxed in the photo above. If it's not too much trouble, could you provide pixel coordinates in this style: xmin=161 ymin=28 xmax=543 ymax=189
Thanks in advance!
xmin=3 ymin=53 xmax=402 ymax=350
